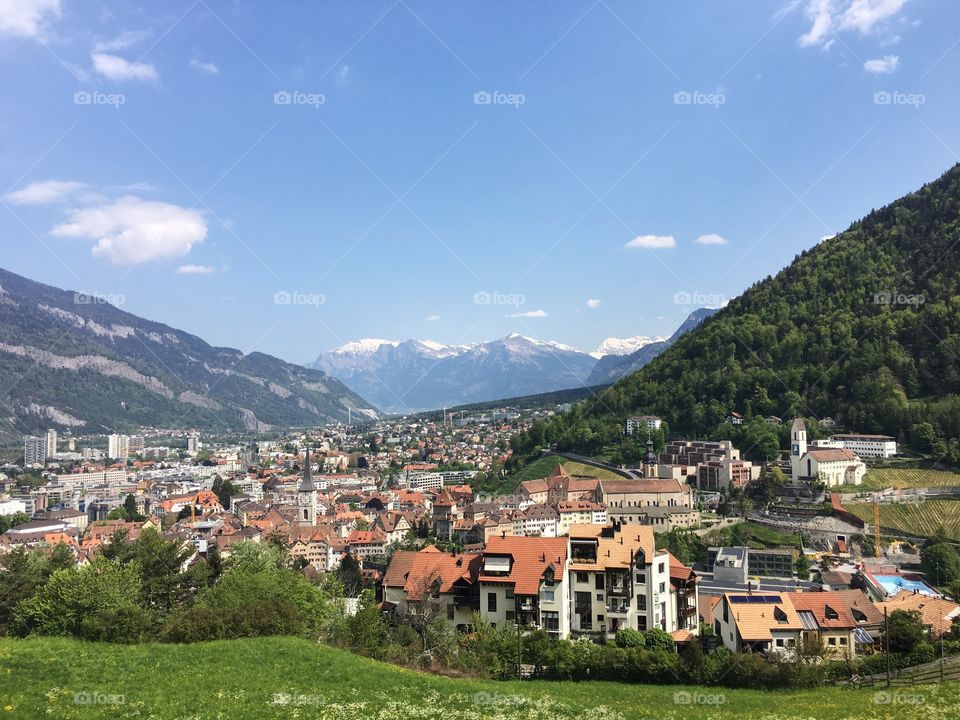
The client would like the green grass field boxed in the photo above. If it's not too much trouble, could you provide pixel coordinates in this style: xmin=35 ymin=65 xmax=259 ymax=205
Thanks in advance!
xmin=845 ymin=499 xmax=960 ymax=540
xmin=0 ymin=637 xmax=956 ymax=720
xmin=509 ymin=455 xmax=623 ymax=484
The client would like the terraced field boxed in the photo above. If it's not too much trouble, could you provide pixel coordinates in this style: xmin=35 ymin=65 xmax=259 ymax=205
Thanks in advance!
xmin=845 ymin=499 xmax=960 ymax=540
xmin=856 ymin=468 xmax=960 ymax=490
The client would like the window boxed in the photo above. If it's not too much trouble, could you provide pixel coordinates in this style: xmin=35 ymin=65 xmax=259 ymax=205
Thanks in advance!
xmin=543 ymin=589 xmax=555 ymax=603
xmin=658 ymin=582 xmax=665 ymax=594
xmin=576 ymin=571 xmax=588 ymax=584
xmin=447 ymin=605 xmax=454 ymax=620
xmin=487 ymin=593 xmax=497 ymax=612
xmin=595 ymin=574 xmax=605 ymax=590
xmin=505 ymin=611 xmax=515 ymax=621
xmin=658 ymin=562 xmax=665 ymax=573
xmin=598 ymin=614 xmax=604 ymax=622
xmin=542 ymin=611 xmax=559 ymax=631
xmin=840 ymin=637 xmax=848 ymax=646
xmin=828 ymin=637 xmax=837 ymax=646
xmin=776 ymin=639 xmax=784 ymax=647
xmin=505 ymin=588 xmax=514 ymax=600
xmin=637 ymin=595 xmax=647 ymax=611
xmin=636 ymin=573 xmax=645 ymax=583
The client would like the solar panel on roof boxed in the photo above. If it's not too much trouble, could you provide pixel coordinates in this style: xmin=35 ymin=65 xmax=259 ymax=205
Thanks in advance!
xmin=729 ymin=595 xmax=782 ymax=604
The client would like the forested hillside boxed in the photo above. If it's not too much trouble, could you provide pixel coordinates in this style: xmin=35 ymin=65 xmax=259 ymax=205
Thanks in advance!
xmin=512 ymin=163 xmax=960 ymax=464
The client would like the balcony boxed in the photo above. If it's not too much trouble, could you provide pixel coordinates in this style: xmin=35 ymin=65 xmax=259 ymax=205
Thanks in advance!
xmin=606 ymin=602 xmax=630 ymax=615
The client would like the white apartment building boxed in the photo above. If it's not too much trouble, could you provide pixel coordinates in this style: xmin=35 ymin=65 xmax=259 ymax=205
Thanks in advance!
xmin=23 ymin=436 xmax=46 ymax=466
xmin=829 ymin=434 xmax=898 ymax=458
xmin=626 ymin=415 xmax=662 ymax=435
xmin=108 ymin=434 xmax=130 ymax=460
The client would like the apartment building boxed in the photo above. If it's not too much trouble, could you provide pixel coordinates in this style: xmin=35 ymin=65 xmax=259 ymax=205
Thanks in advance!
xmin=567 ymin=523 xmax=697 ymax=639
xmin=828 ymin=434 xmax=898 ymax=458
xmin=381 ymin=523 xmax=699 ymax=641
xmin=626 ymin=415 xmax=662 ymax=435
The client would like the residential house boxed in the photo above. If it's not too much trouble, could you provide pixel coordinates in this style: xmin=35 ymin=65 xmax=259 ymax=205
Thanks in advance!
xmin=713 ymin=592 xmax=803 ymax=655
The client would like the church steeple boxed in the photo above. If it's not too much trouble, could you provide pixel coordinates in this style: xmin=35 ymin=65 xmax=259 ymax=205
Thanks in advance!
xmin=299 ymin=445 xmax=315 ymax=492
xmin=298 ymin=445 xmax=316 ymax=526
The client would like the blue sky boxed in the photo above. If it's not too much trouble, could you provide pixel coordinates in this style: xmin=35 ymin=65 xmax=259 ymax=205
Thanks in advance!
xmin=1 ymin=0 xmax=959 ymax=363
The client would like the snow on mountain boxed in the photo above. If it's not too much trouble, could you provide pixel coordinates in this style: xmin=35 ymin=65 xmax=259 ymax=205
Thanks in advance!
xmin=330 ymin=338 xmax=399 ymax=356
xmin=590 ymin=335 xmax=668 ymax=359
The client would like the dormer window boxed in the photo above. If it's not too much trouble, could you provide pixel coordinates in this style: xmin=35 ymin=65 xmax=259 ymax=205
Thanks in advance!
xmin=825 ymin=605 xmax=839 ymax=620
xmin=774 ymin=607 xmax=788 ymax=624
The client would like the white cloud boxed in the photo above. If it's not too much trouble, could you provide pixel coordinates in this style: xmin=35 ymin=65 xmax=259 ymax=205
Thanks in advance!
xmin=507 ymin=309 xmax=547 ymax=318
xmin=336 ymin=65 xmax=350 ymax=85
xmin=93 ymin=30 xmax=151 ymax=52
xmin=426 ymin=314 xmax=440 ymax=321
xmin=819 ymin=233 xmax=836 ymax=243
xmin=798 ymin=0 xmax=907 ymax=48
xmin=52 ymin=196 xmax=207 ymax=266
xmin=3 ymin=179 xmax=86 ymax=205
xmin=190 ymin=58 xmax=219 ymax=75
xmin=695 ymin=233 xmax=728 ymax=246
xmin=840 ymin=0 xmax=906 ymax=34
xmin=625 ymin=234 xmax=675 ymax=249
xmin=799 ymin=0 xmax=835 ymax=47
xmin=864 ymin=54 xmax=899 ymax=73
xmin=586 ymin=298 xmax=601 ymax=309
xmin=0 ymin=0 xmax=60 ymax=38
xmin=92 ymin=52 xmax=159 ymax=82
xmin=176 ymin=264 xmax=215 ymax=274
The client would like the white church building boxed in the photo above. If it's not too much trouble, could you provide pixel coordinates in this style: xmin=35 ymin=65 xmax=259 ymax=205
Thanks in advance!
xmin=790 ymin=418 xmax=866 ymax=487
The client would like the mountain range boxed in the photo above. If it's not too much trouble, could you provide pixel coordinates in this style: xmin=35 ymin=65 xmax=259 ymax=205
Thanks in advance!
xmin=0 ymin=268 xmax=379 ymax=439
xmin=309 ymin=312 xmax=710 ymax=414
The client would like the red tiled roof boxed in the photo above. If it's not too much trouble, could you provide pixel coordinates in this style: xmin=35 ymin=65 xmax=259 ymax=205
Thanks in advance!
xmin=479 ymin=536 xmax=568 ymax=595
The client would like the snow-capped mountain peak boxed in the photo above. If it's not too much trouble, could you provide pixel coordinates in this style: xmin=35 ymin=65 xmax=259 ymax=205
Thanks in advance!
xmin=331 ymin=338 xmax=398 ymax=356
xmin=590 ymin=335 xmax=668 ymax=359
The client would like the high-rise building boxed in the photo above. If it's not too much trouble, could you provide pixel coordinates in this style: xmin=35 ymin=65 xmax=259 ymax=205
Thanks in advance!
xmin=108 ymin=434 xmax=130 ymax=460
xmin=187 ymin=434 xmax=199 ymax=454
xmin=45 ymin=429 xmax=58 ymax=457
xmin=128 ymin=435 xmax=145 ymax=453
xmin=23 ymin=436 xmax=46 ymax=465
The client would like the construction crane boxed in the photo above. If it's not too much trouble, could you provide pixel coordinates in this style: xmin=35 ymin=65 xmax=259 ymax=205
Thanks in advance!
xmin=873 ymin=493 xmax=881 ymax=560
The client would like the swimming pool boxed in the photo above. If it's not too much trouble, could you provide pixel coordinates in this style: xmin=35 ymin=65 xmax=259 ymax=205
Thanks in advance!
xmin=872 ymin=574 xmax=939 ymax=597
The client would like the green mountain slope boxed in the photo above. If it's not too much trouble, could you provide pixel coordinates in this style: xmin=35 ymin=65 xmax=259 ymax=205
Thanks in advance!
xmin=513 ymin=163 xmax=960 ymax=461
xmin=0 ymin=267 xmax=379 ymax=439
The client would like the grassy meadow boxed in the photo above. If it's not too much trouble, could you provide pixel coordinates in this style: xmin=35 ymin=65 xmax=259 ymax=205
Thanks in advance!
xmin=0 ymin=637 xmax=957 ymax=720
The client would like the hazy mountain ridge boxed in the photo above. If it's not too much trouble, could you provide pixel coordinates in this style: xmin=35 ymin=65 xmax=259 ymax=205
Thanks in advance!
xmin=0 ymin=268 xmax=379 ymax=438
